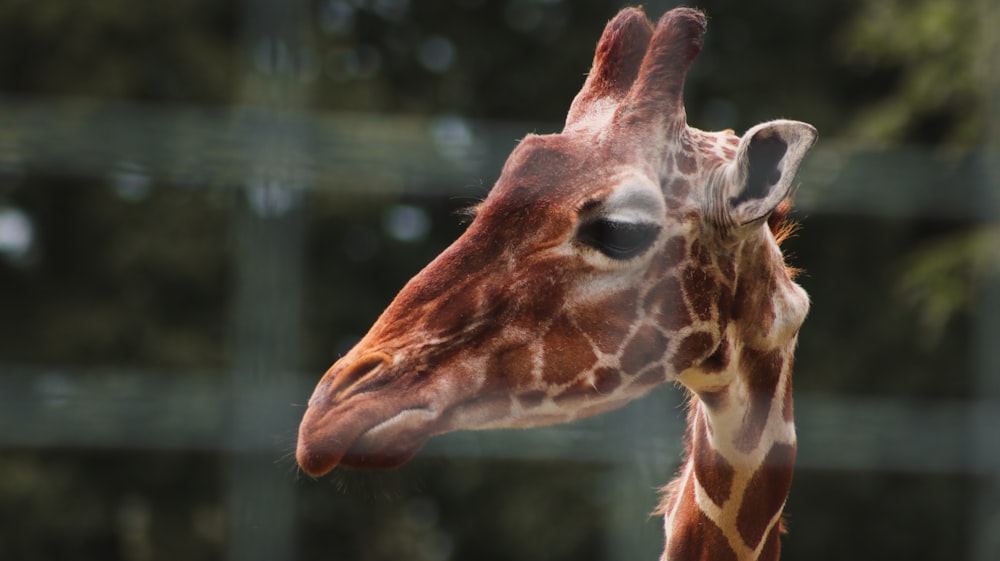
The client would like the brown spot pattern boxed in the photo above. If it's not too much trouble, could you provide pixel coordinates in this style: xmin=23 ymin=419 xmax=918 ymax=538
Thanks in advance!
xmin=485 ymin=344 xmax=534 ymax=390
xmin=647 ymin=236 xmax=688 ymax=281
xmin=676 ymin=150 xmax=698 ymax=174
xmin=645 ymin=277 xmax=692 ymax=332
xmin=555 ymin=366 xmax=622 ymax=402
xmin=633 ymin=365 xmax=667 ymax=387
xmin=731 ymin=256 xmax=778 ymax=337
xmin=591 ymin=366 xmax=622 ymax=393
xmin=683 ymin=265 xmax=717 ymax=321
xmin=667 ymin=478 xmax=738 ymax=561
xmin=734 ymin=348 xmax=783 ymax=452
xmin=692 ymin=410 xmax=734 ymax=506
xmin=736 ymin=442 xmax=796 ymax=550
xmin=671 ymin=331 xmax=716 ymax=372
xmin=574 ymin=288 xmax=639 ymax=354
xmin=700 ymin=336 xmax=730 ymax=373
xmin=667 ymin=177 xmax=691 ymax=198
xmin=517 ymin=390 xmax=548 ymax=408
xmin=620 ymin=324 xmax=669 ymax=375
xmin=541 ymin=315 xmax=598 ymax=385
xmin=690 ymin=240 xmax=712 ymax=267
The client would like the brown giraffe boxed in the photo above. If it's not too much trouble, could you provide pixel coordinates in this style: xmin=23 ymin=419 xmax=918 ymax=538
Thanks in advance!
xmin=297 ymin=7 xmax=816 ymax=561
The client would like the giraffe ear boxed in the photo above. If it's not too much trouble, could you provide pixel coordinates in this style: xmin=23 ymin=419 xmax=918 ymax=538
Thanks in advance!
xmin=724 ymin=120 xmax=817 ymax=228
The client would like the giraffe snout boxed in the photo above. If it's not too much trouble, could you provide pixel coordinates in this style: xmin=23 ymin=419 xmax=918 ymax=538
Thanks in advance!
xmin=310 ymin=351 xmax=393 ymax=406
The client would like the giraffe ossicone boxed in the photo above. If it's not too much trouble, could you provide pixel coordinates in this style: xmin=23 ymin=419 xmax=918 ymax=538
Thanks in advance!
xmin=298 ymin=7 xmax=816 ymax=561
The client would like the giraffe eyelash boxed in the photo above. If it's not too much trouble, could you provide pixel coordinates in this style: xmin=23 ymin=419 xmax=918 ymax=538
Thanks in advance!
xmin=574 ymin=198 xmax=604 ymax=216
xmin=455 ymin=203 xmax=482 ymax=224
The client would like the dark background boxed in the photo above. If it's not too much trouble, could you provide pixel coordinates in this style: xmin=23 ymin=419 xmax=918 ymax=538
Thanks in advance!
xmin=1 ymin=1 xmax=998 ymax=560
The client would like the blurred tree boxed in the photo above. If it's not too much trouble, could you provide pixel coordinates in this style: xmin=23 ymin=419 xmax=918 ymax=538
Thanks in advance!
xmin=838 ymin=0 xmax=981 ymax=144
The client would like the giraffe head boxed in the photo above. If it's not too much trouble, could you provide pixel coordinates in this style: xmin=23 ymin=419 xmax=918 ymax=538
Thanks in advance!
xmin=297 ymin=7 xmax=816 ymax=475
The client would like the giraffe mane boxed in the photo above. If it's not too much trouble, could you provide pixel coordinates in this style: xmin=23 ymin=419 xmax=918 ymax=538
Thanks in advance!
xmin=653 ymin=386 xmax=701 ymax=517
xmin=768 ymin=196 xmax=803 ymax=279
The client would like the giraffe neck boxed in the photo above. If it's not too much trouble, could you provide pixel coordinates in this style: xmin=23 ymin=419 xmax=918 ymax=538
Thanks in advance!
xmin=660 ymin=346 xmax=797 ymax=561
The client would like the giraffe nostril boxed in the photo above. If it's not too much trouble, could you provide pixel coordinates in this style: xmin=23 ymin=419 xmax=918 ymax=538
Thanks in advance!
xmin=329 ymin=352 xmax=392 ymax=397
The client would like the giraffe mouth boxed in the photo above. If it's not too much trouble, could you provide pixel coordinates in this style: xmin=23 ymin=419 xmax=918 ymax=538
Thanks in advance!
xmin=296 ymin=395 xmax=441 ymax=476
xmin=340 ymin=406 xmax=438 ymax=468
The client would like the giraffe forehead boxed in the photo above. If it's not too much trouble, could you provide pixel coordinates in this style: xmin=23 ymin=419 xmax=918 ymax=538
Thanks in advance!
xmin=488 ymin=134 xmax=611 ymax=205
xmin=488 ymin=127 xmax=740 ymax=213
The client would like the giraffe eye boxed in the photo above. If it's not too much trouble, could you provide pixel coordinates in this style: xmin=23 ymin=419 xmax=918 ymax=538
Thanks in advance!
xmin=577 ymin=218 xmax=661 ymax=260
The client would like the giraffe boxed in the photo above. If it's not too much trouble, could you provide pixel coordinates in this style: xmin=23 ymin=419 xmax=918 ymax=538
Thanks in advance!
xmin=297 ymin=7 xmax=816 ymax=561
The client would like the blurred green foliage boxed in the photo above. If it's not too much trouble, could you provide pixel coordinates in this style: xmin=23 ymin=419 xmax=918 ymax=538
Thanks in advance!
xmin=839 ymin=0 xmax=981 ymax=144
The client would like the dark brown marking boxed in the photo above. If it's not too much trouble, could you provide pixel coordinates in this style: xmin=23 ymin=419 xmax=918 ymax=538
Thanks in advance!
xmin=715 ymin=248 xmax=735 ymax=284
xmin=676 ymin=150 xmax=698 ymax=174
xmin=592 ymin=367 xmax=622 ymax=393
xmin=683 ymin=265 xmax=718 ymax=322
xmin=736 ymin=442 xmax=796 ymax=550
xmin=690 ymin=240 xmax=712 ymax=267
xmin=700 ymin=336 xmax=730 ymax=373
xmin=645 ymin=277 xmax=693 ymax=332
xmin=485 ymin=344 xmax=534 ymax=391
xmin=692 ymin=410 xmax=734 ymax=506
xmin=731 ymin=251 xmax=779 ymax=339
xmin=666 ymin=477 xmax=738 ymax=561
xmin=633 ymin=365 xmax=667 ymax=387
xmin=620 ymin=325 xmax=669 ymax=375
xmin=671 ymin=331 xmax=716 ymax=372
xmin=555 ymin=367 xmax=622 ymax=402
xmin=667 ymin=176 xmax=691 ymax=198
xmin=574 ymin=288 xmax=639 ymax=354
xmin=515 ymin=262 xmax=571 ymax=328
xmin=647 ymin=235 xmax=688 ymax=282
xmin=734 ymin=348 xmax=784 ymax=452
xmin=541 ymin=315 xmax=598 ymax=385
xmin=518 ymin=390 xmax=548 ymax=408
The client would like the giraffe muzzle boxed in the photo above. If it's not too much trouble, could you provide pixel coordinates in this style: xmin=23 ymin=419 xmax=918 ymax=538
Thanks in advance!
xmin=297 ymin=352 xmax=446 ymax=475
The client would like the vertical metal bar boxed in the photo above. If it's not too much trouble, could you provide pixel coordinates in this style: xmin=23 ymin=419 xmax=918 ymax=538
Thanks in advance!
xmin=604 ymin=391 xmax=684 ymax=561
xmin=225 ymin=0 xmax=309 ymax=559
xmin=972 ymin=1 xmax=1000 ymax=558
xmin=226 ymin=192 xmax=304 ymax=561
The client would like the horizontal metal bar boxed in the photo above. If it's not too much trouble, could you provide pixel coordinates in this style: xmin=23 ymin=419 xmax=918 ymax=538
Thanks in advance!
xmin=0 ymin=98 xmax=990 ymax=218
xmin=1 ymin=364 xmax=996 ymax=474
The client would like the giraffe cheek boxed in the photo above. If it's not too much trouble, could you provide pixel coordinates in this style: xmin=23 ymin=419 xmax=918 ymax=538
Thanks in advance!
xmin=484 ymin=344 xmax=535 ymax=392
xmin=620 ymin=324 xmax=670 ymax=376
xmin=573 ymin=287 xmax=640 ymax=355
xmin=541 ymin=317 xmax=599 ymax=386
